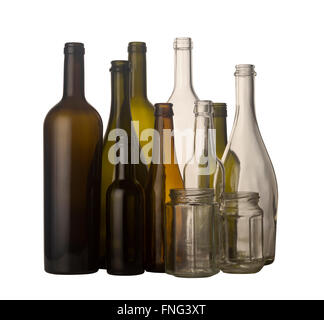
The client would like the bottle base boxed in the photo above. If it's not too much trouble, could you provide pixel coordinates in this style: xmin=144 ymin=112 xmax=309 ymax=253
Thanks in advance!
xmin=264 ymin=258 xmax=274 ymax=266
xmin=107 ymin=270 xmax=144 ymax=276
xmin=221 ymin=261 xmax=264 ymax=274
xmin=45 ymin=268 xmax=99 ymax=275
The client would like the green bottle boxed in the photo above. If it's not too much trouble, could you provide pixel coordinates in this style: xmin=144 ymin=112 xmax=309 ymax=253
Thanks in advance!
xmin=212 ymin=103 xmax=228 ymax=160
xmin=100 ymin=60 xmax=147 ymax=268
xmin=128 ymin=42 xmax=155 ymax=167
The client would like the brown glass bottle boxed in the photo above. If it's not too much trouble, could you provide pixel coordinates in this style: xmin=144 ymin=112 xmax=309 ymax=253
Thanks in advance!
xmin=106 ymin=61 xmax=145 ymax=275
xmin=44 ymin=43 xmax=102 ymax=274
xmin=145 ymin=103 xmax=184 ymax=272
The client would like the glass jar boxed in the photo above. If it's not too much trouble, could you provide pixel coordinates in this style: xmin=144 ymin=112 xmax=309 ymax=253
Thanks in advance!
xmin=220 ymin=192 xmax=264 ymax=274
xmin=165 ymin=188 xmax=221 ymax=278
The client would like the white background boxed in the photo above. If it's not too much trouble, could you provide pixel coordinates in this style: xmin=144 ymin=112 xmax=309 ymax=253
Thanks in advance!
xmin=0 ymin=0 xmax=323 ymax=300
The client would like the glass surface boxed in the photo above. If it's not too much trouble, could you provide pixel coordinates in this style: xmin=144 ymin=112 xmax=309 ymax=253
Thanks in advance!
xmin=128 ymin=42 xmax=155 ymax=166
xmin=165 ymin=188 xmax=221 ymax=278
xmin=145 ymin=103 xmax=183 ymax=272
xmin=212 ymin=102 xmax=228 ymax=159
xmin=217 ymin=65 xmax=278 ymax=265
xmin=168 ymin=37 xmax=199 ymax=175
xmin=105 ymin=61 xmax=145 ymax=275
xmin=220 ymin=192 xmax=264 ymax=274
xmin=44 ymin=43 xmax=102 ymax=274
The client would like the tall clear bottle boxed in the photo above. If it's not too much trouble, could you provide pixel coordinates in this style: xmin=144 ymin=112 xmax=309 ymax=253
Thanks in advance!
xmin=168 ymin=37 xmax=199 ymax=175
xmin=183 ymin=100 xmax=217 ymax=188
xmin=44 ymin=43 xmax=102 ymax=274
xmin=220 ymin=64 xmax=278 ymax=265
xmin=128 ymin=42 xmax=155 ymax=166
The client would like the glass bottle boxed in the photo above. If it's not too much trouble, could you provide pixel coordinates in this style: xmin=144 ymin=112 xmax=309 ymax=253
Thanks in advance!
xmin=183 ymin=100 xmax=216 ymax=188
xmin=212 ymin=102 xmax=228 ymax=159
xmin=128 ymin=42 xmax=155 ymax=167
xmin=106 ymin=61 xmax=145 ymax=275
xmin=44 ymin=43 xmax=102 ymax=274
xmin=145 ymin=103 xmax=183 ymax=272
xmin=168 ymin=37 xmax=199 ymax=175
xmin=221 ymin=192 xmax=264 ymax=274
xmin=220 ymin=64 xmax=278 ymax=265
xmin=100 ymin=60 xmax=148 ymax=268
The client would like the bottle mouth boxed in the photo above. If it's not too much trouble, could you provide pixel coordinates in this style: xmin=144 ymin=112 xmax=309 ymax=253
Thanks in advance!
xmin=64 ymin=42 xmax=85 ymax=55
xmin=128 ymin=42 xmax=147 ymax=53
xmin=194 ymin=100 xmax=213 ymax=115
xmin=173 ymin=37 xmax=193 ymax=50
xmin=154 ymin=103 xmax=174 ymax=117
xmin=234 ymin=64 xmax=256 ymax=76
xmin=212 ymin=103 xmax=227 ymax=117
xmin=110 ymin=60 xmax=131 ymax=72
xmin=169 ymin=188 xmax=216 ymax=204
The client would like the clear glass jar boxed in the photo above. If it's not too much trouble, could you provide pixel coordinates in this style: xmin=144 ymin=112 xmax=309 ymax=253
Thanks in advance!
xmin=165 ymin=188 xmax=221 ymax=278
xmin=220 ymin=192 xmax=264 ymax=274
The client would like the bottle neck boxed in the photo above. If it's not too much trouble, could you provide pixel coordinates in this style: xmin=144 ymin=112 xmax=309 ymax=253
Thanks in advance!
xmin=153 ymin=116 xmax=177 ymax=165
xmin=193 ymin=115 xmax=214 ymax=160
xmin=110 ymin=69 xmax=135 ymax=180
xmin=173 ymin=48 xmax=194 ymax=91
xmin=129 ymin=51 xmax=147 ymax=99
xmin=235 ymin=75 xmax=257 ymax=126
xmin=213 ymin=117 xmax=228 ymax=159
xmin=63 ymin=53 xmax=85 ymax=98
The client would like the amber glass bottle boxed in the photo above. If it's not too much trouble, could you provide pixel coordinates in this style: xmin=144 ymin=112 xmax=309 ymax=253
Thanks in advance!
xmin=100 ymin=60 xmax=148 ymax=268
xmin=212 ymin=103 xmax=228 ymax=159
xmin=106 ymin=61 xmax=145 ymax=275
xmin=128 ymin=42 xmax=155 ymax=166
xmin=44 ymin=43 xmax=102 ymax=274
xmin=145 ymin=103 xmax=184 ymax=272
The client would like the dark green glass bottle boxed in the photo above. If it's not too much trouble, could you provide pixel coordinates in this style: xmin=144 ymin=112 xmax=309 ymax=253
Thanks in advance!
xmin=212 ymin=103 xmax=228 ymax=159
xmin=106 ymin=61 xmax=145 ymax=275
xmin=128 ymin=42 xmax=155 ymax=167
xmin=44 ymin=43 xmax=102 ymax=274
xmin=100 ymin=59 xmax=148 ymax=268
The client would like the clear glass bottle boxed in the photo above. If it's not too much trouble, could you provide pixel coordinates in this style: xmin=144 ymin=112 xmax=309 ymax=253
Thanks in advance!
xmin=183 ymin=100 xmax=217 ymax=188
xmin=165 ymin=188 xmax=221 ymax=278
xmin=220 ymin=64 xmax=278 ymax=265
xmin=212 ymin=102 xmax=228 ymax=159
xmin=168 ymin=37 xmax=199 ymax=175
xmin=221 ymin=192 xmax=264 ymax=274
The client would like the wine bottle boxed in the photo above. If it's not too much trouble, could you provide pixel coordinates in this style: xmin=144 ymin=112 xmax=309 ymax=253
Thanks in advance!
xmin=220 ymin=64 xmax=278 ymax=265
xmin=145 ymin=103 xmax=184 ymax=272
xmin=100 ymin=59 xmax=148 ymax=269
xmin=106 ymin=61 xmax=145 ymax=275
xmin=128 ymin=42 xmax=155 ymax=167
xmin=168 ymin=37 xmax=199 ymax=175
xmin=44 ymin=43 xmax=102 ymax=274
xmin=212 ymin=103 xmax=228 ymax=159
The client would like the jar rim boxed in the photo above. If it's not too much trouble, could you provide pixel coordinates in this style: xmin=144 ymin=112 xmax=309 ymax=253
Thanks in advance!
xmin=169 ymin=188 xmax=216 ymax=203
xmin=222 ymin=192 xmax=259 ymax=200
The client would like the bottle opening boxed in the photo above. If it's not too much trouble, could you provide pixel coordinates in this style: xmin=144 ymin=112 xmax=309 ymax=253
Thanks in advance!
xmin=64 ymin=42 xmax=85 ymax=55
xmin=110 ymin=60 xmax=131 ymax=72
xmin=234 ymin=64 xmax=256 ymax=76
xmin=128 ymin=42 xmax=147 ymax=53
xmin=154 ymin=103 xmax=174 ymax=117
xmin=194 ymin=100 xmax=212 ymax=115
xmin=212 ymin=103 xmax=227 ymax=117
xmin=173 ymin=37 xmax=193 ymax=50
xmin=169 ymin=188 xmax=215 ymax=204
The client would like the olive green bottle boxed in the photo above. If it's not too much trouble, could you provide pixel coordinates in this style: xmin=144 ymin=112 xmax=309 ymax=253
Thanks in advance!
xmin=44 ymin=43 xmax=102 ymax=274
xmin=106 ymin=61 xmax=145 ymax=275
xmin=212 ymin=103 xmax=228 ymax=159
xmin=145 ymin=103 xmax=184 ymax=272
xmin=128 ymin=42 xmax=155 ymax=166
